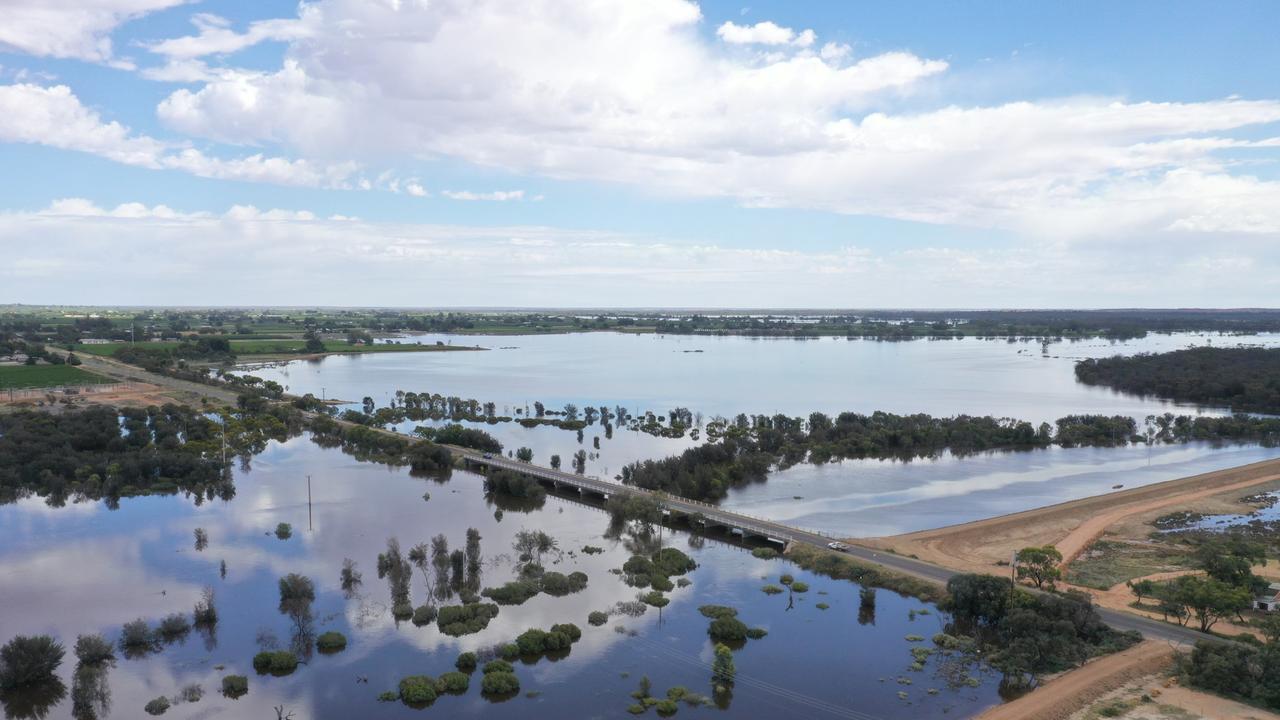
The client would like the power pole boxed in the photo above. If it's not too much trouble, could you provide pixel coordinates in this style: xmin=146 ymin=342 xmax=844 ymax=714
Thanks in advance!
xmin=307 ymin=475 xmax=313 ymax=531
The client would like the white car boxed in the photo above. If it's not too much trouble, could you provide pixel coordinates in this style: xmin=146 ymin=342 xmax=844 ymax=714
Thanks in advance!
xmin=826 ymin=542 xmax=850 ymax=552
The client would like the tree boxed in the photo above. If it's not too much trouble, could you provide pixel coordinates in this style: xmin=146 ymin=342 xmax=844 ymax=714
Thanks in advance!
xmin=278 ymin=574 xmax=316 ymax=630
xmin=711 ymin=643 xmax=735 ymax=685
xmin=1170 ymin=576 xmax=1252 ymax=633
xmin=1015 ymin=546 xmax=1063 ymax=589
xmin=516 ymin=447 xmax=533 ymax=462
xmin=302 ymin=331 xmax=324 ymax=354
xmin=1127 ymin=578 xmax=1155 ymax=605
xmin=0 ymin=635 xmax=64 ymax=688
xmin=944 ymin=574 xmax=1013 ymax=627
xmin=550 ymin=455 xmax=561 ymax=470
xmin=1195 ymin=536 xmax=1266 ymax=589
xmin=563 ymin=403 xmax=579 ymax=420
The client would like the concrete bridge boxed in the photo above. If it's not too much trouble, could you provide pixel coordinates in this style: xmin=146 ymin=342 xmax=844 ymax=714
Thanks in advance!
xmin=455 ymin=449 xmax=810 ymax=547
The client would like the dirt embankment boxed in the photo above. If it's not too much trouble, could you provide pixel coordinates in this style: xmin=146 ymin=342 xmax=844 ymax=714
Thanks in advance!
xmin=860 ymin=458 xmax=1280 ymax=576
xmin=976 ymin=641 xmax=1176 ymax=720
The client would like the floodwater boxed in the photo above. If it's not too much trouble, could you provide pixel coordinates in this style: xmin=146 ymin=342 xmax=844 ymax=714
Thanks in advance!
xmin=0 ymin=438 xmax=1000 ymax=719
xmin=241 ymin=331 xmax=1280 ymax=533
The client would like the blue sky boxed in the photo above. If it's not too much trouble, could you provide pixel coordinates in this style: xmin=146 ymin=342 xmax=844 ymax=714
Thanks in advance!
xmin=1 ymin=0 xmax=1278 ymax=307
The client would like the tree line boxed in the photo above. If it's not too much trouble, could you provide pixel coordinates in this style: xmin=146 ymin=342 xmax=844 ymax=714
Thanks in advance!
xmin=1076 ymin=347 xmax=1280 ymax=415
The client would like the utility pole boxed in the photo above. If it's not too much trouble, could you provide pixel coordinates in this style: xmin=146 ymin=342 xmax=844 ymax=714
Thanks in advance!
xmin=307 ymin=475 xmax=313 ymax=532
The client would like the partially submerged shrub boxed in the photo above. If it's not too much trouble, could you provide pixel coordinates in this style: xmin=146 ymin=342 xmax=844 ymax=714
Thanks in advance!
xmin=316 ymin=631 xmax=347 ymax=653
xmin=398 ymin=675 xmax=437 ymax=705
xmin=707 ymin=617 xmax=749 ymax=643
xmin=790 ymin=581 xmax=809 ymax=593
xmin=588 ymin=611 xmax=609 ymax=626
xmin=483 ymin=660 xmax=514 ymax=675
xmin=0 ymin=635 xmax=64 ymax=688
xmin=437 ymin=603 xmax=500 ymax=636
xmin=761 ymin=584 xmax=784 ymax=595
xmin=455 ymin=652 xmax=477 ymax=671
xmin=144 ymin=696 xmax=170 ymax=715
xmin=481 ymin=671 xmax=520 ymax=697
xmin=751 ymin=547 xmax=779 ymax=559
xmin=435 ymin=671 xmax=470 ymax=694
xmin=482 ymin=580 xmax=541 ymax=605
xmin=698 ymin=605 xmax=738 ymax=619
xmin=221 ymin=674 xmax=248 ymax=698
xmin=412 ymin=604 xmax=438 ymax=627
xmin=73 ymin=634 xmax=114 ymax=666
xmin=157 ymin=613 xmax=191 ymax=640
xmin=652 ymin=548 xmax=696 ymax=576
xmin=119 ymin=619 xmax=155 ymax=650
xmin=275 ymin=523 xmax=292 ymax=539
xmin=746 ymin=628 xmax=768 ymax=639
xmin=392 ymin=602 xmax=414 ymax=620
xmin=499 ymin=643 xmax=519 ymax=660
xmin=252 ymin=650 xmax=298 ymax=676
xmin=193 ymin=586 xmax=217 ymax=627
xmin=641 ymin=591 xmax=669 ymax=607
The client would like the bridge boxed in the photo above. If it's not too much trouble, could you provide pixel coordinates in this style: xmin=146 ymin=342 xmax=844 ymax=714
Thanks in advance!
xmin=453 ymin=449 xmax=818 ymax=547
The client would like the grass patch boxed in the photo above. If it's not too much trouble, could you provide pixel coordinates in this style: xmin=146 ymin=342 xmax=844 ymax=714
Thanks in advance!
xmin=0 ymin=364 xmax=112 ymax=389
xmin=1066 ymin=540 xmax=1194 ymax=590
xmin=784 ymin=544 xmax=945 ymax=603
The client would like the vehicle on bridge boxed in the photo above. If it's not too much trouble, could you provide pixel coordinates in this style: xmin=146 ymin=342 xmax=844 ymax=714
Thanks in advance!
xmin=827 ymin=542 xmax=850 ymax=552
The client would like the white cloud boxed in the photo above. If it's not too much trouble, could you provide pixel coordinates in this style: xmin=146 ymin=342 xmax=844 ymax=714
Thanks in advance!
xmin=405 ymin=181 xmax=428 ymax=197
xmin=0 ymin=0 xmax=187 ymax=66
xmin=145 ymin=12 xmax=313 ymax=60
xmin=441 ymin=190 xmax=525 ymax=201
xmin=0 ymin=82 xmax=357 ymax=188
xmin=716 ymin=20 xmax=813 ymax=46
xmin=137 ymin=0 xmax=1280 ymax=240
xmin=3 ymin=198 xmax=1279 ymax=307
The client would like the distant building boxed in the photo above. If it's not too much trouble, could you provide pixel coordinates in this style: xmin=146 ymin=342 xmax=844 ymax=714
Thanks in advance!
xmin=1255 ymin=582 xmax=1280 ymax=612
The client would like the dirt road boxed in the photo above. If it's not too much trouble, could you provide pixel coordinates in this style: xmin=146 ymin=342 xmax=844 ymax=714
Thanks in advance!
xmin=975 ymin=641 xmax=1176 ymax=720
xmin=862 ymin=458 xmax=1280 ymax=575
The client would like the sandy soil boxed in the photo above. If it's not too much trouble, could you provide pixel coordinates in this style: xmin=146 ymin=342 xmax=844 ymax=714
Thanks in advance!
xmin=1064 ymin=670 xmax=1280 ymax=720
xmin=860 ymin=458 xmax=1280 ymax=576
xmin=975 ymin=641 xmax=1176 ymax=720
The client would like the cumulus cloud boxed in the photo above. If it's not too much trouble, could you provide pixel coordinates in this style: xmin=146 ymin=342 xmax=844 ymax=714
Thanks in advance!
xmin=716 ymin=20 xmax=814 ymax=47
xmin=0 ymin=82 xmax=357 ymax=187
xmin=3 ymin=198 xmax=1278 ymax=307
xmin=0 ymin=0 xmax=187 ymax=66
xmin=136 ymin=0 xmax=1280 ymax=240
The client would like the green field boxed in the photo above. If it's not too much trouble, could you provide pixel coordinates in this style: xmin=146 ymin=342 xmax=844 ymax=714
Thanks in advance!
xmin=0 ymin=365 xmax=113 ymax=390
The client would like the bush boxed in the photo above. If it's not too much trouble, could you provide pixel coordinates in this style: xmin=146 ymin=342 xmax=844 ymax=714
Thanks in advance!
xmin=275 ymin=523 xmax=292 ymax=539
xmin=377 ymin=691 xmax=398 ymax=702
xmin=482 ymin=580 xmax=541 ymax=605
xmin=779 ymin=574 xmax=794 ymax=586
xmin=698 ymin=605 xmax=738 ymax=619
xmin=120 ymin=619 xmax=154 ymax=649
xmin=252 ymin=650 xmax=298 ymax=676
xmin=588 ymin=611 xmax=610 ymax=626
xmin=816 ymin=602 xmax=830 ymax=610
xmin=790 ymin=581 xmax=809 ymax=593
xmin=481 ymin=671 xmax=520 ymax=696
xmin=550 ymin=623 xmax=582 ymax=643
xmin=656 ymin=699 xmax=679 ymax=716
xmin=144 ymin=696 xmax=170 ymax=715
xmin=0 ymin=635 xmax=64 ymax=688
xmin=412 ymin=604 xmax=438 ymax=626
xmin=516 ymin=629 xmax=550 ymax=655
xmin=456 ymin=652 xmax=477 ymax=671
xmin=582 ymin=545 xmax=605 ymax=555
xmin=484 ymin=659 xmax=514 ymax=674
xmin=652 ymin=548 xmax=696 ymax=576
xmin=746 ymin=628 xmax=768 ymax=639
xmin=437 ymin=603 xmax=500 ymax=636
xmin=751 ymin=547 xmax=779 ymax=559
xmin=541 ymin=571 xmax=589 ymax=597
xmin=650 ymin=575 xmax=674 ymax=592
xmin=500 ymin=643 xmax=519 ymax=660
xmin=392 ymin=601 xmax=414 ymax=620
xmin=761 ymin=584 xmax=784 ymax=595
xmin=157 ymin=613 xmax=191 ymax=639
xmin=641 ymin=591 xmax=669 ymax=607
xmin=398 ymin=675 xmax=437 ymax=705
xmin=436 ymin=671 xmax=470 ymax=694
xmin=221 ymin=674 xmax=248 ymax=698
xmin=73 ymin=634 xmax=114 ymax=666
xmin=316 ymin=631 xmax=347 ymax=653
xmin=708 ymin=617 xmax=749 ymax=643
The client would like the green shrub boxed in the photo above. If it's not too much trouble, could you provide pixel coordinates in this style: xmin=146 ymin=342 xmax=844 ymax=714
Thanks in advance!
xmin=816 ymin=602 xmax=830 ymax=610
xmin=656 ymin=698 xmax=679 ymax=716
xmin=221 ymin=674 xmax=248 ymax=698
xmin=582 ymin=545 xmax=604 ymax=555
xmin=252 ymin=650 xmax=298 ymax=676
xmin=516 ymin=629 xmax=549 ymax=655
xmin=392 ymin=601 xmax=414 ymax=620
xmin=707 ymin=617 xmax=749 ymax=642
xmin=550 ymin=623 xmax=582 ymax=642
xmin=652 ymin=548 xmax=696 ymax=576
xmin=540 ymin=571 xmax=589 ymax=597
xmin=500 ymin=643 xmax=519 ymax=660
xmin=398 ymin=675 xmax=437 ymax=705
xmin=481 ymin=671 xmax=520 ymax=696
xmin=761 ymin=584 xmax=784 ymax=595
xmin=435 ymin=671 xmax=470 ymax=694
xmin=73 ymin=634 xmax=114 ymax=666
xmin=666 ymin=686 xmax=689 ymax=700
xmin=641 ymin=591 xmax=669 ymax=607
xmin=275 ymin=523 xmax=292 ymax=539
xmin=119 ymin=619 xmax=154 ymax=649
xmin=316 ymin=631 xmax=347 ymax=653
xmin=0 ymin=635 xmax=64 ymax=688
xmin=144 ymin=696 xmax=170 ymax=715
xmin=588 ymin=611 xmax=609 ymax=626
xmin=698 ymin=605 xmax=738 ymax=619
xmin=157 ymin=613 xmax=190 ymax=638
xmin=746 ymin=628 xmax=768 ymax=639
xmin=627 ymin=704 xmax=646 ymax=714
xmin=751 ymin=547 xmax=779 ymax=559
xmin=455 ymin=652 xmax=477 ymax=671
xmin=482 ymin=580 xmax=541 ymax=605
xmin=779 ymin=574 xmax=794 ymax=586
xmin=790 ymin=581 xmax=809 ymax=593
xmin=650 ymin=575 xmax=674 ymax=592
xmin=377 ymin=691 xmax=398 ymax=702
xmin=412 ymin=604 xmax=438 ymax=626
xmin=437 ymin=603 xmax=500 ymax=636
xmin=483 ymin=660 xmax=514 ymax=674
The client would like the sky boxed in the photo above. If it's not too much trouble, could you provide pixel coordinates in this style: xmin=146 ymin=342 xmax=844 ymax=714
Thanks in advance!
xmin=1 ymin=0 xmax=1278 ymax=308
